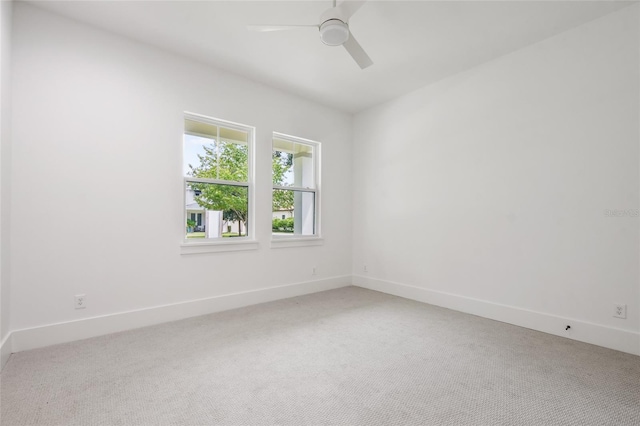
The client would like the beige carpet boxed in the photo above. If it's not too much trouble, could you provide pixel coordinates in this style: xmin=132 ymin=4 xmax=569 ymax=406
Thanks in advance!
xmin=1 ymin=286 xmax=639 ymax=425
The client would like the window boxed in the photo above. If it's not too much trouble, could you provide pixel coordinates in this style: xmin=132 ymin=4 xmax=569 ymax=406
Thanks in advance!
xmin=272 ymin=133 xmax=320 ymax=242
xmin=182 ymin=113 xmax=255 ymax=251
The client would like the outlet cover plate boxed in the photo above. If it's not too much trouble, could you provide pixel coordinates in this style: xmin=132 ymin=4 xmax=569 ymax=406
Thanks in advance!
xmin=75 ymin=294 xmax=86 ymax=310
xmin=614 ymin=304 xmax=627 ymax=319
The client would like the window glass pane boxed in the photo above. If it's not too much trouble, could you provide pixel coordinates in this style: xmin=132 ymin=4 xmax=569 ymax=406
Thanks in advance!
xmin=220 ymin=127 xmax=248 ymax=144
xmin=272 ymin=189 xmax=315 ymax=236
xmin=184 ymin=133 xmax=214 ymax=177
xmin=185 ymin=119 xmax=217 ymax=138
xmin=273 ymin=138 xmax=314 ymax=188
xmin=272 ymin=149 xmax=294 ymax=186
xmin=186 ymin=181 xmax=249 ymax=239
xmin=216 ymin=141 xmax=248 ymax=182
xmin=184 ymin=138 xmax=248 ymax=182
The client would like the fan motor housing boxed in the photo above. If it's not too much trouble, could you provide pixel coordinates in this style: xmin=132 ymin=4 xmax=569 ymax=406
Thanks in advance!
xmin=319 ymin=19 xmax=349 ymax=46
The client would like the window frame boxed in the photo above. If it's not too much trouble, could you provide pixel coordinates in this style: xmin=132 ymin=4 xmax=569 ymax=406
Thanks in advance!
xmin=271 ymin=132 xmax=323 ymax=248
xmin=181 ymin=112 xmax=257 ymax=254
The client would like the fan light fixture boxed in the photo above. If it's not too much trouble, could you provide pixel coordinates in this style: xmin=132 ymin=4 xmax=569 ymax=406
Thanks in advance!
xmin=319 ymin=19 xmax=349 ymax=46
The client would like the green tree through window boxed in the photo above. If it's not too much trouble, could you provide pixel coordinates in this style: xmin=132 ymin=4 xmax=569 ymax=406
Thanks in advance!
xmin=188 ymin=142 xmax=249 ymax=236
xmin=272 ymin=150 xmax=294 ymax=211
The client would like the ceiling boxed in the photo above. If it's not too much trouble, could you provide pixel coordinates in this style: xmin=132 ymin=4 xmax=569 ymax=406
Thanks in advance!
xmin=26 ymin=0 xmax=634 ymax=113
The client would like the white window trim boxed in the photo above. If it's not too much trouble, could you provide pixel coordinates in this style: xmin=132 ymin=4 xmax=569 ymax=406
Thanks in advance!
xmin=270 ymin=237 xmax=324 ymax=249
xmin=271 ymin=132 xmax=322 ymax=248
xmin=181 ymin=112 xmax=257 ymax=255
xmin=181 ymin=239 xmax=259 ymax=255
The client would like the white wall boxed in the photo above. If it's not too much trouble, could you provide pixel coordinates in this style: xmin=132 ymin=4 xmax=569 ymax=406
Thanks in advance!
xmin=9 ymin=3 xmax=352 ymax=345
xmin=353 ymin=6 xmax=640 ymax=354
xmin=6 ymin=2 xmax=639 ymax=357
xmin=1 ymin=0 xmax=13 ymax=367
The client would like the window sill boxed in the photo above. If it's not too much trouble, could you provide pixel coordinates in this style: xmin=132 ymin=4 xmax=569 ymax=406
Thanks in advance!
xmin=180 ymin=239 xmax=259 ymax=255
xmin=270 ymin=236 xmax=324 ymax=249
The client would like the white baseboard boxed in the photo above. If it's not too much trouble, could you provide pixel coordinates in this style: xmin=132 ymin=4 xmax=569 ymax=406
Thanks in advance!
xmin=353 ymin=275 xmax=640 ymax=356
xmin=11 ymin=276 xmax=351 ymax=353
xmin=1 ymin=332 xmax=11 ymax=370
xmin=8 ymin=274 xmax=639 ymax=357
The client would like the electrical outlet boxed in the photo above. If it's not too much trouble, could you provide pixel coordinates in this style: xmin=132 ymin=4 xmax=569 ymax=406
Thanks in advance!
xmin=75 ymin=294 xmax=86 ymax=310
xmin=312 ymin=266 xmax=317 ymax=275
xmin=363 ymin=265 xmax=368 ymax=273
xmin=613 ymin=304 xmax=627 ymax=319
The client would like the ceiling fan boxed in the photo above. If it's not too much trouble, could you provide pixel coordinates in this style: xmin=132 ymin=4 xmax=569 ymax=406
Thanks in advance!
xmin=248 ymin=0 xmax=373 ymax=69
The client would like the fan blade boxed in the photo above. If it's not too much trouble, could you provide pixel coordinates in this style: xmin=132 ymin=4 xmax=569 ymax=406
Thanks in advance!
xmin=343 ymin=33 xmax=373 ymax=69
xmin=336 ymin=1 xmax=367 ymax=20
xmin=247 ymin=25 xmax=318 ymax=32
